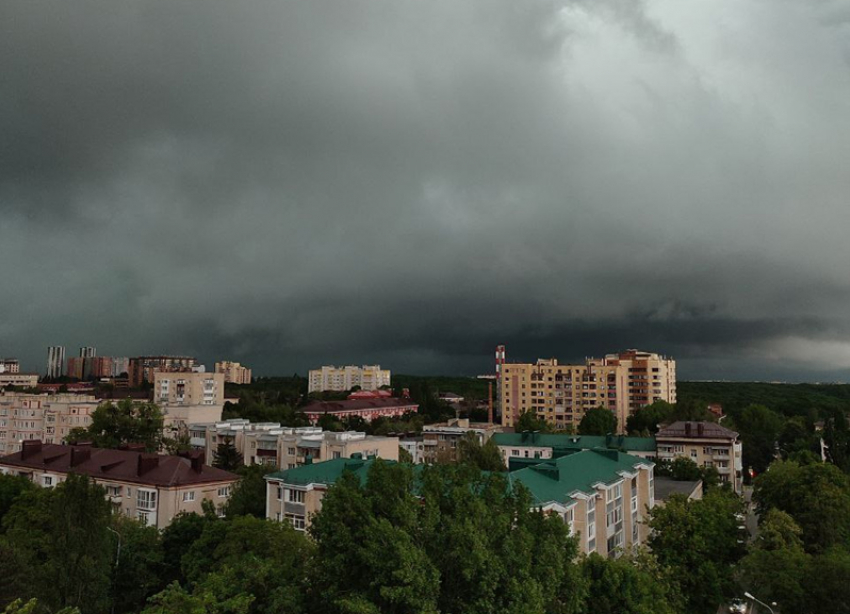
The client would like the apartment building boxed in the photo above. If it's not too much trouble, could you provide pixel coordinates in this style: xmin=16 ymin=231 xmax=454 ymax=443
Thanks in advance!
xmin=47 ymin=346 xmax=66 ymax=379
xmin=0 ymin=391 xmax=102 ymax=454
xmin=214 ymin=361 xmax=252 ymax=385
xmin=0 ymin=441 xmax=237 ymax=528
xmin=308 ymin=365 xmax=391 ymax=393
xmin=655 ymin=421 xmax=743 ymax=493
xmin=264 ymin=449 xmax=654 ymax=556
xmin=492 ymin=432 xmax=657 ymax=467
xmin=187 ymin=419 xmax=399 ymax=468
xmin=154 ymin=371 xmax=225 ymax=429
xmin=420 ymin=418 xmax=502 ymax=464
xmin=510 ymin=449 xmax=655 ymax=557
xmin=129 ymin=355 xmax=196 ymax=387
xmin=0 ymin=373 xmax=38 ymax=389
xmin=0 ymin=359 xmax=20 ymax=374
xmin=500 ymin=350 xmax=676 ymax=433
xmin=301 ymin=397 xmax=418 ymax=424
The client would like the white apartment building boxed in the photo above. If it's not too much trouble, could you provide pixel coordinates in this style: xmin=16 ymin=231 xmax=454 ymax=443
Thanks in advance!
xmin=308 ymin=365 xmax=391 ymax=393
xmin=655 ymin=421 xmax=744 ymax=493
xmin=47 ymin=346 xmax=65 ymax=378
xmin=0 ymin=359 xmax=20 ymax=374
xmin=188 ymin=419 xmax=399 ymax=468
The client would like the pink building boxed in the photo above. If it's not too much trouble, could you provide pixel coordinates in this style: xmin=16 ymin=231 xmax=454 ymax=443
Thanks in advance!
xmin=302 ymin=397 xmax=418 ymax=424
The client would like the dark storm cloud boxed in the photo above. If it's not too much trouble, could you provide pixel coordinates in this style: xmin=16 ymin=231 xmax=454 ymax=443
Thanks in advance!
xmin=2 ymin=0 xmax=850 ymax=380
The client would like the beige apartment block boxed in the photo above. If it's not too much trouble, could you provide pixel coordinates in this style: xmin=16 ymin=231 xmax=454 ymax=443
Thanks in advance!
xmin=188 ymin=419 xmax=399 ymax=468
xmin=308 ymin=364 xmax=391 ymax=393
xmin=0 ymin=359 xmax=20 ymax=374
xmin=655 ymin=421 xmax=743 ymax=493
xmin=0 ymin=373 xmax=38 ymax=389
xmin=0 ymin=391 xmax=102 ymax=455
xmin=0 ymin=441 xmax=238 ymax=528
xmin=154 ymin=371 xmax=225 ymax=430
xmin=500 ymin=349 xmax=676 ymax=433
xmin=420 ymin=418 xmax=502 ymax=464
xmin=214 ymin=361 xmax=252 ymax=385
xmin=129 ymin=355 xmax=196 ymax=387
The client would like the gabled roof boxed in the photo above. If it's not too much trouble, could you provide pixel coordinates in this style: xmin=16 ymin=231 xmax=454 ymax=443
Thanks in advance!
xmin=509 ymin=449 xmax=652 ymax=507
xmin=656 ymin=421 xmax=738 ymax=440
xmin=265 ymin=456 xmax=379 ymax=486
xmin=492 ymin=432 xmax=657 ymax=453
xmin=0 ymin=443 xmax=237 ymax=487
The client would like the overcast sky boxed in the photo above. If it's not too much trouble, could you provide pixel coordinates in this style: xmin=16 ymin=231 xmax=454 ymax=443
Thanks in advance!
xmin=2 ymin=0 xmax=850 ymax=381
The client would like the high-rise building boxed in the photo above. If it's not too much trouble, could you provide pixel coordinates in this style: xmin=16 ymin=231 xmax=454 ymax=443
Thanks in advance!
xmin=308 ymin=365 xmax=391 ymax=393
xmin=500 ymin=349 xmax=676 ymax=433
xmin=46 ymin=346 xmax=65 ymax=379
xmin=214 ymin=361 xmax=252 ymax=385
xmin=0 ymin=359 xmax=20 ymax=374
xmin=89 ymin=356 xmax=114 ymax=379
xmin=153 ymin=370 xmax=224 ymax=429
xmin=111 ymin=357 xmax=130 ymax=378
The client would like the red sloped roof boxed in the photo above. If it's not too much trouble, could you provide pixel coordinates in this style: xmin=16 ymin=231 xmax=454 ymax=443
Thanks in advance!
xmin=302 ymin=397 xmax=419 ymax=413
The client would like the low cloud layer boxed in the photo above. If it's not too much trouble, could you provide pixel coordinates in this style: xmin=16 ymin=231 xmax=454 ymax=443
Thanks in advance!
xmin=3 ymin=0 xmax=850 ymax=380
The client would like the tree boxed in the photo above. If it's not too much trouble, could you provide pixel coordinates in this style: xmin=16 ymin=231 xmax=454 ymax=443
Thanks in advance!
xmin=626 ymin=401 xmax=674 ymax=435
xmin=579 ymin=552 xmax=681 ymax=614
xmin=398 ymin=446 xmax=413 ymax=464
xmin=727 ymin=404 xmax=784 ymax=477
xmin=804 ymin=547 xmax=850 ymax=614
xmin=648 ymin=488 xmax=746 ymax=613
xmin=515 ymin=410 xmax=550 ymax=433
xmin=212 ymin=439 xmax=244 ymax=471
xmin=455 ymin=432 xmax=505 ymax=471
xmin=753 ymin=459 xmax=850 ymax=553
xmin=2 ymin=474 xmax=113 ymax=613
xmin=69 ymin=399 xmax=164 ymax=452
xmin=736 ymin=510 xmax=810 ymax=614
xmin=578 ymin=407 xmax=617 ymax=436
xmin=0 ymin=474 xmax=35 ymax=525
xmin=225 ymin=464 xmax=272 ymax=518
xmin=159 ymin=512 xmax=214 ymax=587
xmin=109 ymin=515 xmax=164 ymax=614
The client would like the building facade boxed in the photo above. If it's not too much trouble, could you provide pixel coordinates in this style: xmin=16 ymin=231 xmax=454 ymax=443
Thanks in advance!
xmin=0 ymin=359 xmax=20 ymax=374
xmin=47 ymin=346 xmax=65 ymax=379
xmin=419 ymin=418 xmax=502 ymax=464
xmin=0 ymin=441 xmax=237 ymax=528
xmin=129 ymin=355 xmax=196 ymax=387
xmin=500 ymin=349 xmax=676 ymax=433
xmin=0 ymin=391 xmax=102 ymax=454
xmin=308 ymin=365 xmax=391 ymax=393
xmin=153 ymin=371 xmax=225 ymax=429
xmin=187 ymin=419 xmax=399 ymax=468
xmin=655 ymin=421 xmax=743 ymax=493
xmin=214 ymin=361 xmax=252 ymax=385
xmin=0 ymin=373 xmax=38 ymax=389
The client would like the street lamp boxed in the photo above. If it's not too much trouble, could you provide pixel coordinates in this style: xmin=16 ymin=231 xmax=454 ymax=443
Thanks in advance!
xmin=744 ymin=592 xmax=776 ymax=614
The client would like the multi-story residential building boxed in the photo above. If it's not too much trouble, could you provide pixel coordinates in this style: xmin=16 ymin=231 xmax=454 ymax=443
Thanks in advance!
xmin=0 ymin=391 xmax=102 ymax=454
xmin=89 ymin=356 xmax=115 ymax=379
xmin=111 ymin=357 xmax=130 ymax=378
xmin=264 ymin=449 xmax=655 ymax=557
xmin=308 ymin=365 xmax=391 ymax=393
xmin=188 ymin=419 xmax=399 ymax=468
xmin=500 ymin=349 xmax=676 ymax=433
xmin=0 ymin=359 xmax=20 ymax=374
xmin=510 ymin=449 xmax=655 ymax=557
xmin=492 ymin=432 xmax=657 ymax=467
xmin=214 ymin=361 xmax=252 ymax=385
xmin=301 ymin=397 xmax=418 ymax=424
xmin=0 ymin=373 xmax=38 ymax=389
xmin=47 ymin=346 xmax=65 ymax=379
xmin=153 ymin=371 xmax=224 ymax=429
xmin=420 ymin=418 xmax=502 ymax=464
xmin=0 ymin=440 xmax=237 ymax=528
xmin=655 ymin=421 xmax=743 ymax=493
xmin=67 ymin=357 xmax=85 ymax=380
xmin=129 ymin=355 xmax=196 ymax=388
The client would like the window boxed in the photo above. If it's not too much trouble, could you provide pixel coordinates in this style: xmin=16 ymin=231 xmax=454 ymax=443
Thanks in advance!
xmin=333 ymin=451 xmax=341 ymax=459
xmin=285 ymin=513 xmax=306 ymax=531
xmin=276 ymin=486 xmax=283 ymax=500
xmin=287 ymin=488 xmax=305 ymax=504
xmin=218 ymin=486 xmax=231 ymax=498
xmin=287 ymin=447 xmax=296 ymax=455
xmin=43 ymin=475 xmax=53 ymax=487
xmin=137 ymin=510 xmax=153 ymax=526
xmin=106 ymin=485 xmax=121 ymax=497
xmin=137 ymin=489 xmax=157 ymax=510
xmin=182 ymin=491 xmax=195 ymax=502
xmin=126 ymin=487 xmax=132 ymax=497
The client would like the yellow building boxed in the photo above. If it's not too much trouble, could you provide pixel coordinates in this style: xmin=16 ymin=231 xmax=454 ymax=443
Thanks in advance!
xmin=214 ymin=361 xmax=252 ymax=385
xmin=500 ymin=349 xmax=676 ymax=433
xmin=308 ymin=365 xmax=391 ymax=393
xmin=154 ymin=371 xmax=225 ymax=429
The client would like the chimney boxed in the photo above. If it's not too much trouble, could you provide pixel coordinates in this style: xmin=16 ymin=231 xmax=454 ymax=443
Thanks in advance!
xmin=685 ymin=422 xmax=692 ymax=436
xmin=190 ymin=452 xmax=203 ymax=473
xmin=70 ymin=447 xmax=91 ymax=467
xmin=21 ymin=440 xmax=42 ymax=460
xmin=137 ymin=453 xmax=160 ymax=476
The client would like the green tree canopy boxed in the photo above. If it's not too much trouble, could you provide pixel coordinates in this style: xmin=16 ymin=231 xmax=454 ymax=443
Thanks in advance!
xmin=579 ymin=552 xmax=682 ymax=614
xmin=68 ymin=399 xmax=164 ymax=452
xmin=578 ymin=407 xmax=617 ymax=436
xmin=455 ymin=432 xmax=505 ymax=471
xmin=225 ymin=464 xmax=272 ymax=519
xmin=515 ymin=410 xmax=550 ymax=433
xmin=212 ymin=439 xmax=244 ymax=472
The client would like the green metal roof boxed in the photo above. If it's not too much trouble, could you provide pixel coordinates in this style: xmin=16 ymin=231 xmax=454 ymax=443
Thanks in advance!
xmin=265 ymin=456 xmax=386 ymax=486
xmin=492 ymin=432 xmax=657 ymax=453
xmin=508 ymin=449 xmax=652 ymax=507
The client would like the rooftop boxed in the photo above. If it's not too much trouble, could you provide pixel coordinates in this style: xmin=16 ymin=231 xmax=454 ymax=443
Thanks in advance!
xmin=301 ymin=397 xmax=419 ymax=413
xmin=653 ymin=477 xmax=702 ymax=501
xmin=0 ymin=441 xmax=237 ymax=487
xmin=492 ymin=432 xmax=657 ymax=453
xmin=509 ymin=449 xmax=653 ymax=507
xmin=656 ymin=421 xmax=738 ymax=440
xmin=265 ymin=455 xmax=384 ymax=486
